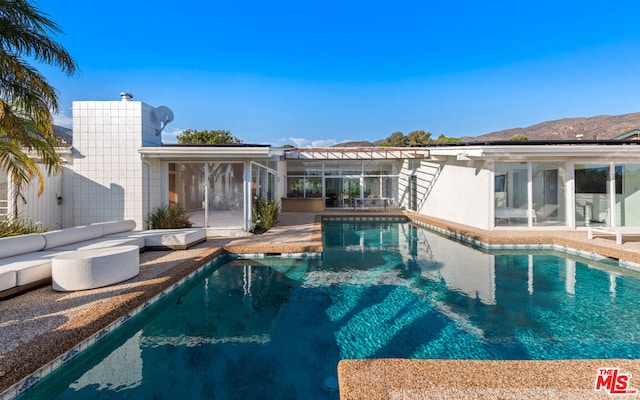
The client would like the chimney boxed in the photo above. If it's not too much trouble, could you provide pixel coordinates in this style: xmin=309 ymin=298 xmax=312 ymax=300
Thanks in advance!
xmin=120 ymin=92 xmax=133 ymax=101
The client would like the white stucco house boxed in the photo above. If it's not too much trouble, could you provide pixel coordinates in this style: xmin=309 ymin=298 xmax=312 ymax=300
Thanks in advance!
xmin=2 ymin=94 xmax=640 ymax=235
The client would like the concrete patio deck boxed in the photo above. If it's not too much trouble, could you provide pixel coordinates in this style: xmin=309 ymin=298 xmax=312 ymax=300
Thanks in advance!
xmin=2 ymin=210 xmax=640 ymax=399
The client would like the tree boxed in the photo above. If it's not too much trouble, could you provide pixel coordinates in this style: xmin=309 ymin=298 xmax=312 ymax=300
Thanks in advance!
xmin=381 ymin=131 xmax=408 ymax=147
xmin=177 ymin=129 xmax=242 ymax=144
xmin=407 ymin=130 xmax=432 ymax=145
xmin=434 ymin=134 xmax=461 ymax=144
xmin=510 ymin=135 xmax=529 ymax=141
xmin=1 ymin=0 xmax=78 ymax=217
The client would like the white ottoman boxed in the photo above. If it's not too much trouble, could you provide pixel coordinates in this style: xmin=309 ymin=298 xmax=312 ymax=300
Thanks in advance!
xmin=52 ymin=246 xmax=139 ymax=291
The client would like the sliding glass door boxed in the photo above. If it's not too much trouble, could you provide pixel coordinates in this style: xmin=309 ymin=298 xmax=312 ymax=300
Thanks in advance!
xmin=168 ymin=162 xmax=244 ymax=229
xmin=494 ymin=162 xmax=528 ymax=227
xmin=494 ymin=162 xmax=567 ymax=227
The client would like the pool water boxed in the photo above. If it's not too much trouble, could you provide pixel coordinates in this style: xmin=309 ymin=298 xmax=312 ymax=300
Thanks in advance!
xmin=19 ymin=221 xmax=640 ymax=399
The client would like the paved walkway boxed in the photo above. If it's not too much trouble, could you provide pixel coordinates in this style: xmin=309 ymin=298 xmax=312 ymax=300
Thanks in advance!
xmin=1 ymin=211 xmax=640 ymax=399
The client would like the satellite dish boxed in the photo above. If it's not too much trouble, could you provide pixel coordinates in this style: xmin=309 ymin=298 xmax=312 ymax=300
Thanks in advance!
xmin=154 ymin=106 xmax=174 ymax=135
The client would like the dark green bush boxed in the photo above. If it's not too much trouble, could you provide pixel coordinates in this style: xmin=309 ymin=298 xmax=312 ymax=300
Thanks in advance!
xmin=146 ymin=203 xmax=193 ymax=229
xmin=0 ymin=215 xmax=47 ymax=238
xmin=252 ymin=197 xmax=279 ymax=232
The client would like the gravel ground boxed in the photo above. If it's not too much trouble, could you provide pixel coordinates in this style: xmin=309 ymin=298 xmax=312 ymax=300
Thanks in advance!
xmin=2 ymin=211 xmax=640 ymax=400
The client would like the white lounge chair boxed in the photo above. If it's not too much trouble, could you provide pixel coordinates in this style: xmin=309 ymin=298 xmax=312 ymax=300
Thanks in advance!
xmin=587 ymin=226 xmax=640 ymax=245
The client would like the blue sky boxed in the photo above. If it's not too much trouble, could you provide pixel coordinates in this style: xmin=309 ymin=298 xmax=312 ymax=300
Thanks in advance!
xmin=39 ymin=0 xmax=640 ymax=146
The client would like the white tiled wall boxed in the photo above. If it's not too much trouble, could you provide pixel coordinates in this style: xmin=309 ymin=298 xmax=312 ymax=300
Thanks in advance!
xmin=72 ymin=100 xmax=163 ymax=228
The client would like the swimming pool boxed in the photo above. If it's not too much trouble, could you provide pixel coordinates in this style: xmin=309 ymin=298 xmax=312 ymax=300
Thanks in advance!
xmin=18 ymin=221 xmax=640 ymax=399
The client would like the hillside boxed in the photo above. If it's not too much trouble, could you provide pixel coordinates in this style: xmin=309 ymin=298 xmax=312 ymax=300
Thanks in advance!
xmin=53 ymin=125 xmax=72 ymax=145
xmin=464 ymin=112 xmax=640 ymax=142
xmin=332 ymin=112 xmax=640 ymax=146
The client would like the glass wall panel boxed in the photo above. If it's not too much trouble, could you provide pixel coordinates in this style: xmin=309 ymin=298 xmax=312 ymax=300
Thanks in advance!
xmin=532 ymin=162 xmax=566 ymax=226
xmin=363 ymin=161 xmax=397 ymax=175
xmin=286 ymin=160 xmax=401 ymax=208
xmin=251 ymin=164 xmax=261 ymax=199
xmin=616 ymin=164 xmax=640 ymax=226
xmin=287 ymin=161 xmax=306 ymax=176
xmin=364 ymin=177 xmax=381 ymax=198
xmin=304 ymin=177 xmax=323 ymax=197
xmin=287 ymin=177 xmax=304 ymax=197
xmin=325 ymin=178 xmax=341 ymax=207
xmin=267 ymin=172 xmax=276 ymax=201
xmin=574 ymin=164 xmax=609 ymax=227
xmin=382 ymin=176 xmax=399 ymax=207
xmin=207 ymin=162 xmax=244 ymax=228
xmin=324 ymin=177 xmax=359 ymax=208
xmin=250 ymin=163 xmax=276 ymax=203
xmin=169 ymin=163 xmax=204 ymax=226
xmin=286 ymin=177 xmax=322 ymax=198
xmin=303 ymin=161 xmax=323 ymax=176
xmin=343 ymin=178 xmax=360 ymax=208
xmin=494 ymin=162 xmax=528 ymax=227
xmin=324 ymin=161 xmax=361 ymax=176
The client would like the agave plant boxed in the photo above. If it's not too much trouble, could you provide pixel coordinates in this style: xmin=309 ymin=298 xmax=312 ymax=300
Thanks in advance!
xmin=146 ymin=203 xmax=193 ymax=229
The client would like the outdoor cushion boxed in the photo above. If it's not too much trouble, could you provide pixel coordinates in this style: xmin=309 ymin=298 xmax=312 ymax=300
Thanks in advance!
xmin=0 ymin=270 xmax=16 ymax=292
xmin=53 ymin=236 xmax=145 ymax=251
xmin=106 ymin=228 xmax=207 ymax=249
xmin=91 ymin=220 xmax=137 ymax=236
xmin=0 ymin=250 xmax=69 ymax=286
xmin=143 ymin=229 xmax=206 ymax=248
xmin=42 ymin=225 xmax=104 ymax=250
xmin=0 ymin=234 xmax=46 ymax=259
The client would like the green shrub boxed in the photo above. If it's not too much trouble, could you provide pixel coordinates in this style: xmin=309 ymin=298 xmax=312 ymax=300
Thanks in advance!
xmin=252 ymin=197 xmax=279 ymax=232
xmin=146 ymin=203 xmax=193 ymax=229
xmin=0 ymin=215 xmax=47 ymax=238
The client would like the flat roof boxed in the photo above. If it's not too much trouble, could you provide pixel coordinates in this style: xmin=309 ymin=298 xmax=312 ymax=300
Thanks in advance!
xmin=138 ymin=144 xmax=274 ymax=160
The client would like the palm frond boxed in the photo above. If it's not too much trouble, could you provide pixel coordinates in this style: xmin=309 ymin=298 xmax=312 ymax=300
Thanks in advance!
xmin=0 ymin=0 xmax=77 ymax=76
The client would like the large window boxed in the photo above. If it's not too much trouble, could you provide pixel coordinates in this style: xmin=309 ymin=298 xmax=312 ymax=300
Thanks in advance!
xmin=616 ymin=164 xmax=640 ymax=226
xmin=494 ymin=162 xmax=528 ymax=227
xmin=575 ymin=166 xmax=622 ymax=194
xmin=286 ymin=161 xmax=323 ymax=198
xmin=574 ymin=163 xmax=640 ymax=227
xmin=286 ymin=160 xmax=401 ymax=208
xmin=169 ymin=162 xmax=244 ymax=229
xmin=251 ymin=162 xmax=277 ymax=201
xmin=574 ymin=164 xmax=610 ymax=227
xmin=494 ymin=162 xmax=567 ymax=227
xmin=532 ymin=162 xmax=566 ymax=226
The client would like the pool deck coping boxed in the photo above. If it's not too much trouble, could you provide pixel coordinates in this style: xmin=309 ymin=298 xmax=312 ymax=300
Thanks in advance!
xmin=2 ymin=210 xmax=640 ymax=399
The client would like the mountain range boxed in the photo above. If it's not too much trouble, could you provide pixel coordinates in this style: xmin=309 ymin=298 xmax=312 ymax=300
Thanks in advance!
xmin=333 ymin=112 xmax=640 ymax=147
xmin=465 ymin=112 xmax=640 ymax=142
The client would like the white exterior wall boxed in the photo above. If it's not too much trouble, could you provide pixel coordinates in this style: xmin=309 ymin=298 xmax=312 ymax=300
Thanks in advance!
xmin=72 ymin=100 xmax=162 ymax=228
xmin=2 ymin=157 xmax=74 ymax=229
xmin=60 ymin=165 xmax=75 ymax=227
xmin=14 ymin=164 xmax=64 ymax=229
xmin=403 ymin=158 xmax=493 ymax=230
